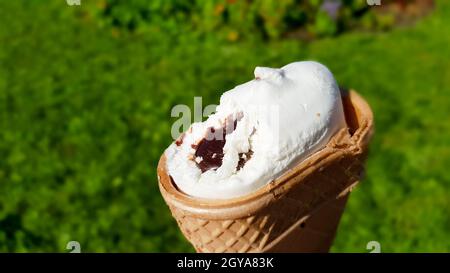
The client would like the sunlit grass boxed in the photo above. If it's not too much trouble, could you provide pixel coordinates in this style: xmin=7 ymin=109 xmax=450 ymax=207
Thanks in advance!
xmin=0 ymin=0 xmax=449 ymax=252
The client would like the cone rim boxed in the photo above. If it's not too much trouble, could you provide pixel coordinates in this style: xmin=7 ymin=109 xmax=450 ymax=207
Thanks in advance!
xmin=157 ymin=89 xmax=374 ymax=218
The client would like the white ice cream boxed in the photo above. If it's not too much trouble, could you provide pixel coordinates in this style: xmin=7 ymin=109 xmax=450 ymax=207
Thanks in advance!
xmin=165 ymin=61 xmax=346 ymax=199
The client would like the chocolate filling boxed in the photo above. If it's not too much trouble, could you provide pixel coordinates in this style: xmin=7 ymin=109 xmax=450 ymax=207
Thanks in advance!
xmin=193 ymin=117 xmax=252 ymax=173
xmin=237 ymin=150 xmax=253 ymax=171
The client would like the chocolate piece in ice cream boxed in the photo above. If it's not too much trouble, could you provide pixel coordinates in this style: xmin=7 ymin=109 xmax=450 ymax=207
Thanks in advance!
xmin=194 ymin=119 xmax=239 ymax=172
xmin=237 ymin=150 xmax=253 ymax=171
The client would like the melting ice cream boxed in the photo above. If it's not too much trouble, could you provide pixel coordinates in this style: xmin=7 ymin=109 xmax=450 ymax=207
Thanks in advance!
xmin=165 ymin=61 xmax=346 ymax=199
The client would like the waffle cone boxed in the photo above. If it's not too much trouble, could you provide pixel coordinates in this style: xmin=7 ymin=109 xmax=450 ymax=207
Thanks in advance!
xmin=158 ymin=90 xmax=374 ymax=253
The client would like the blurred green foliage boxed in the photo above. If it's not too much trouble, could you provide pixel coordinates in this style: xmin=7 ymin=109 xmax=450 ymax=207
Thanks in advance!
xmin=91 ymin=0 xmax=384 ymax=40
xmin=0 ymin=0 xmax=449 ymax=252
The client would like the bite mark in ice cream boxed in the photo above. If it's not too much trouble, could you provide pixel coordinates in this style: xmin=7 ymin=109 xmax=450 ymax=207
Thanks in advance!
xmin=193 ymin=117 xmax=245 ymax=172
xmin=165 ymin=61 xmax=347 ymax=199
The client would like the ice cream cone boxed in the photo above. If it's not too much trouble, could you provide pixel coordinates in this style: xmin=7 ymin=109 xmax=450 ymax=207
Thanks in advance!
xmin=158 ymin=90 xmax=374 ymax=253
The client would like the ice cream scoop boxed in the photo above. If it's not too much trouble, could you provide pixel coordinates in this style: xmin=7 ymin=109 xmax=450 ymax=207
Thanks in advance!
xmin=165 ymin=61 xmax=346 ymax=199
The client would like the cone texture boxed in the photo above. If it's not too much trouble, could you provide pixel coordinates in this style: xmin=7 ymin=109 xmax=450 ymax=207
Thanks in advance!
xmin=158 ymin=90 xmax=374 ymax=253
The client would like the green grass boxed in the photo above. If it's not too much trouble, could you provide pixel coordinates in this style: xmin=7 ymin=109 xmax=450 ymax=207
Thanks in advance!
xmin=1 ymin=0 xmax=449 ymax=252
